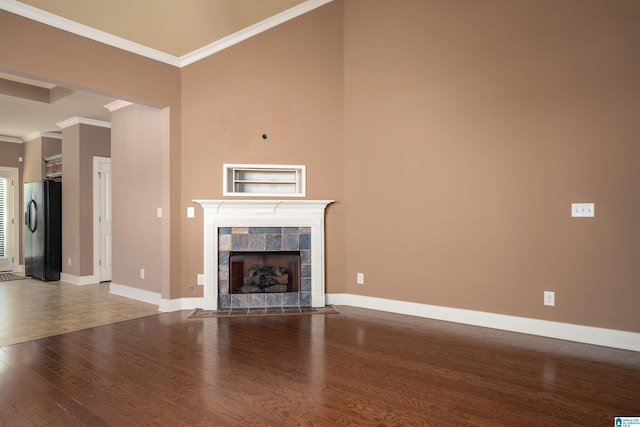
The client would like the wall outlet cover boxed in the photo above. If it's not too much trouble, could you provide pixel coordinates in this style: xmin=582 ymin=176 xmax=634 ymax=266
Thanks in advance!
xmin=544 ymin=291 xmax=555 ymax=306
xmin=571 ymin=203 xmax=595 ymax=218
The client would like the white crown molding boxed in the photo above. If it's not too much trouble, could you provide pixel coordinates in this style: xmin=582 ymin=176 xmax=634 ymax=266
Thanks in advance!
xmin=57 ymin=116 xmax=111 ymax=129
xmin=0 ymin=0 xmax=333 ymax=68
xmin=0 ymin=0 xmax=180 ymax=66
xmin=0 ymin=135 xmax=23 ymax=143
xmin=21 ymin=131 xmax=61 ymax=142
xmin=41 ymin=132 xmax=62 ymax=139
xmin=179 ymin=0 xmax=334 ymax=67
xmin=104 ymin=100 xmax=133 ymax=112
xmin=22 ymin=132 xmax=42 ymax=142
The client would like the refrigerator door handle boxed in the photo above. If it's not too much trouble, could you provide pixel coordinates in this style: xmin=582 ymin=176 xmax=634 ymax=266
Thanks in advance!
xmin=25 ymin=200 xmax=30 ymax=226
xmin=27 ymin=199 xmax=37 ymax=233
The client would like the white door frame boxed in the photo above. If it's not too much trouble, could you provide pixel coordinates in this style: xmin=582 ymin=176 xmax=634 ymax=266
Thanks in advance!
xmin=93 ymin=156 xmax=112 ymax=282
xmin=0 ymin=166 xmax=19 ymax=272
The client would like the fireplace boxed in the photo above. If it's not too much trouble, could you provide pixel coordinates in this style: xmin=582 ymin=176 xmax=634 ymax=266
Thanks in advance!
xmin=230 ymin=251 xmax=300 ymax=294
xmin=194 ymin=200 xmax=333 ymax=310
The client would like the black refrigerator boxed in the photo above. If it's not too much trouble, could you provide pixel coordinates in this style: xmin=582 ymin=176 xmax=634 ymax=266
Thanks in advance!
xmin=24 ymin=181 xmax=62 ymax=281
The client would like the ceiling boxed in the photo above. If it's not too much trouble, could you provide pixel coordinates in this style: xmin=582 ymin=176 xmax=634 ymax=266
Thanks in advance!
xmin=0 ymin=0 xmax=331 ymax=142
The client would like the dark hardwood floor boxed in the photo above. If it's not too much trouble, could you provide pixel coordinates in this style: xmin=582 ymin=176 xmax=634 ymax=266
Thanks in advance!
xmin=0 ymin=305 xmax=638 ymax=426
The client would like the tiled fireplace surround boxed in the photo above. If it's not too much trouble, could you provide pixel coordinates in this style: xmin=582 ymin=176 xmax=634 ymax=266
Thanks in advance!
xmin=194 ymin=200 xmax=333 ymax=310
xmin=218 ymin=226 xmax=311 ymax=308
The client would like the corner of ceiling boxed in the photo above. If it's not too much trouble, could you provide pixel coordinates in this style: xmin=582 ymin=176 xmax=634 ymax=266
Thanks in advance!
xmin=0 ymin=0 xmax=334 ymax=68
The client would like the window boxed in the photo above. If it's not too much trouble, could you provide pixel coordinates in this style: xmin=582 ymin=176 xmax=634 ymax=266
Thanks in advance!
xmin=0 ymin=177 xmax=6 ymax=258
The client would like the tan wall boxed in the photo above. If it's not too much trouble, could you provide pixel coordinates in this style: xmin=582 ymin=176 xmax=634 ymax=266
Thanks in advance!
xmin=343 ymin=0 xmax=640 ymax=332
xmin=22 ymin=137 xmax=42 ymax=183
xmin=180 ymin=1 xmax=346 ymax=296
xmin=60 ymin=125 xmax=80 ymax=275
xmin=0 ymin=141 xmax=24 ymax=169
xmin=1 ymin=10 xmax=181 ymax=294
xmin=111 ymin=104 xmax=166 ymax=293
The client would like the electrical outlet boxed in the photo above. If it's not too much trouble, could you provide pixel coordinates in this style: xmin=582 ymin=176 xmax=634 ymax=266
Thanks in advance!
xmin=67 ymin=258 xmax=71 ymax=266
xmin=544 ymin=291 xmax=555 ymax=306
xmin=571 ymin=203 xmax=595 ymax=218
xmin=140 ymin=268 xmax=145 ymax=279
xmin=197 ymin=274 xmax=204 ymax=285
xmin=357 ymin=273 xmax=365 ymax=285
xmin=187 ymin=207 xmax=195 ymax=218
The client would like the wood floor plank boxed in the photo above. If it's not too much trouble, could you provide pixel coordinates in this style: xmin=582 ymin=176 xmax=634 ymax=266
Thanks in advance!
xmin=1 ymin=306 xmax=638 ymax=426
xmin=0 ymin=355 xmax=88 ymax=426
xmin=37 ymin=324 xmax=244 ymax=425
xmin=1 ymin=341 xmax=149 ymax=426
xmin=20 ymin=339 xmax=193 ymax=426
xmin=0 ymin=392 xmax=33 ymax=427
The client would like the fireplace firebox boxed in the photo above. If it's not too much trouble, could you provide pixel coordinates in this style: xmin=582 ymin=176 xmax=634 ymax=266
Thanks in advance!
xmin=230 ymin=251 xmax=300 ymax=294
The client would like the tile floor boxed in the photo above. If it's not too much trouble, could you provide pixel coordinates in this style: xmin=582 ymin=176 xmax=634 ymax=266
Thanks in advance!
xmin=0 ymin=277 xmax=159 ymax=347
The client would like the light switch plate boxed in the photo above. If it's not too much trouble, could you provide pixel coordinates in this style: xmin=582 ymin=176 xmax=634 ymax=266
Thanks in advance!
xmin=187 ymin=207 xmax=195 ymax=218
xmin=571 ymin=203 xmax=595 ymax=218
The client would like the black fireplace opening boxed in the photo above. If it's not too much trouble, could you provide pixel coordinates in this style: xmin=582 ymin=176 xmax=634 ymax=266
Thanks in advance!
xmin=229 ymin=251 xmax=300 ymax=294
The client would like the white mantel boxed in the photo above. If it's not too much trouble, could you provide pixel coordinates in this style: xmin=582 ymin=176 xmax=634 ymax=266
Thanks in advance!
xmin=194 ymin=200 xmax=334 ymax=310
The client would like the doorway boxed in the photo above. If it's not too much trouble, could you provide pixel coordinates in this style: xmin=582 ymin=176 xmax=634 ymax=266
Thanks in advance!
xmin=93 ymin=157 xmax=112 ymax=282
xmin=0 ymin=167 xmax=19 ymax=272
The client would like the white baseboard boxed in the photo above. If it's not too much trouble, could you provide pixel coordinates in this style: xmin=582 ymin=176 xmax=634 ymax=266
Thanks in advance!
xmin=14 ymin=264 xmax=24 ymax=273
xmin=101 ymin=288 xmax=640 ymax=351
xmin=159 ymin=297 xmax=204 ymax=312
xmin=326 ymin=293 xmax=640 ymax=352
xmin=60 ymin=273 xmax=99 ymax=286
xmin=109 ymin=283 xmax=203 ymax=312
xmin=110 ymin=282 xmax=161 ymax=308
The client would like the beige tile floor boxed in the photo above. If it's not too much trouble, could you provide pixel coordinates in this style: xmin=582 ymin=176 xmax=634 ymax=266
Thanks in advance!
xmin=0 ymin=277 xmax=160 ymax=347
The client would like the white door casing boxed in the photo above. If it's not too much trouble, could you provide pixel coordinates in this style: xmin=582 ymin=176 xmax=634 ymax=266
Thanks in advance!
xmin=93 ymin=157 xmax=112 ymax=282
xmin=0 ymin=167 xmax=19 ymax=272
